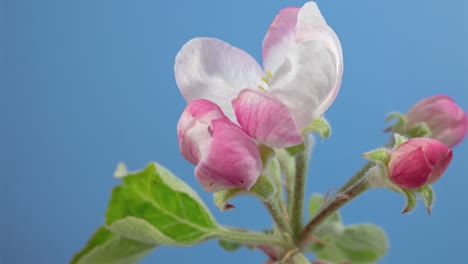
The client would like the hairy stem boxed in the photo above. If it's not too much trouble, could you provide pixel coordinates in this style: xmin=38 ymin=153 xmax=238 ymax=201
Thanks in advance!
xmin=335 ymin=161 xmax=372 ymax=195
xmin=263 ymin=199 xmax=293 ymax=235
xmin=298 ymin=178 xmax=369 ymax=246
xmin=217 ymin=226 xmax=289 ymax=248
xmin=290 ymin=150 xmax=308 ymax=238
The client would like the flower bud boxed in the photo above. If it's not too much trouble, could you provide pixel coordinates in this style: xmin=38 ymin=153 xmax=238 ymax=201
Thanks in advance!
xmin=406 ymin=95 xmax=468 ymax=147
xmin=388 ymin=138 xmax=453 ymax=189
xmin=177 ymin=99 xmax=263 ymax=192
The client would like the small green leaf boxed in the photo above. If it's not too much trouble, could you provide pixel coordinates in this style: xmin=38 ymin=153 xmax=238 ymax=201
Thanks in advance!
xmin=71 ymin=227 xmax=156 ymax=264
xmin=313 ymin=224 xmax=388 ymax=264
xmin=218 ymin=239 xmax=243 ymax=252
xmin=106 ymin=163 xmax=218 ymax=246
xmin=417 ymin=185 xmax=434 ymax=215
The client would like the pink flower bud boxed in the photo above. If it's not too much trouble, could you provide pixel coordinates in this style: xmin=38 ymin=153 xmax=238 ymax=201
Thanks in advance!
xmin=388 ymin=138 xmax=453 ymax=189
xmin=177 ymin=99 xmax=263 ymax=192
xmin=406 ymin=95 xmax=468 ymax=147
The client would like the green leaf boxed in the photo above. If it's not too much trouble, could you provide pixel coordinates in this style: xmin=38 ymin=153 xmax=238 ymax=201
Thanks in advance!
xmin=106 ymin=163 xmax=218 ymax=246
xmin=313 ymin=224 xmax=388 ymax=264
xmin=71 ymin=227 xmax=156 ymax=264
xmin=218 ymin=239 xmax=243 ymax=252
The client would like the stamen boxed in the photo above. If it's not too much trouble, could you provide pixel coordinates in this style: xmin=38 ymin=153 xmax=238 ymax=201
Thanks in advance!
xmin=261 ymin=76 xmax=269 ymax=84
xmin=257 ymin=85 xmax=266 ymax=91
xmin=266 ymin=70 xmax=273 ymax=79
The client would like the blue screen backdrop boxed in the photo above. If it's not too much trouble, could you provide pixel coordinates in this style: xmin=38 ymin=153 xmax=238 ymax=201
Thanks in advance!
xmin=1 ymin=0 xmax=467 ymax=263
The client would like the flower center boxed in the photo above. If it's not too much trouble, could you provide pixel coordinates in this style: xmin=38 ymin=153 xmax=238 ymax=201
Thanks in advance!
xmin=257 ymin=70 xmax=273 ymax=91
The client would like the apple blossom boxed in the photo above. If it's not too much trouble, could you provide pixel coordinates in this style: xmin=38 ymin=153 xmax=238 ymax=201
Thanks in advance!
xmin=174 ymin=1 xmax=342 ymax=147
xmin=406 ymin=95 xmax=468 ymax=148
xmin=388 ymin=138 xmax=453 ymax=189
xmin=177 ymin=99 xmax=262 ymax=192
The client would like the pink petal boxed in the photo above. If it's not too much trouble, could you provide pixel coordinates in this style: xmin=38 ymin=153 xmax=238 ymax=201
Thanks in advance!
xmin=175 ymin=37 xmax=264 ymax=121
xmin=406 ymin=95 xmax=468 ymax=148
xmin=388 ymin=138 xmax=453 ymax=189
xmin=195 ymin=119 xmax=262 ymax=192
xmin=232 ymin=88 xmax=303 ymax=148
xmin=262 ymin=7 xmax=300 ymax=74
xmin=177 ymin=99 xmax=226 ymax=164
xmin=389 ymin=147 xmax=432 ymax=189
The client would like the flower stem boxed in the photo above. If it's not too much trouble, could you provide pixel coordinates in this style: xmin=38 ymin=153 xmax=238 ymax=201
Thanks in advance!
xmin=335 ymin=161 xmax=372 ymax=194
xmin=298 ymin=178 xmax=370 ymax=246
xmin=290 ymin=150 xmax=308 ymax=238
xmin=217 ymin=226 xmax=289 ymax=248
xmin=263 ymin=199 xmax=292 ymax=235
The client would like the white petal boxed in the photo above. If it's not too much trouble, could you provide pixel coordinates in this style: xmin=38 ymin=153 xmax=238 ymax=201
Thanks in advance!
xmin=296 ymin=1 xmax=343 ymax=116
xmin=268 ymin=41 xmax=336 ymax=128
xmin=175 ymin=37 xmax=264 ymax=120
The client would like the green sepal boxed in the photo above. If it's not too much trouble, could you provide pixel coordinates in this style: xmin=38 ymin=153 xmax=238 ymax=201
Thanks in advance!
xmin=401 ymin=188 xmax=418 ymax=214
xmin=417 ymin=185 xmax=435 ymax=215
xmin=302 ymin=117 xmax=331 ymax=139
xmin=393 ymin=133 xmax=408 ymax=148
xmin=285 ymin=142 xmax=305 ymax=156
xmin=218 ymin=239 xmax=243 ymax=252
xmin=384 ymin=112 xmax=407 ymax=133
xmin=71 ymin=226 xmax=156 ymax=264
xmin=258 ymin=144 xmax=275 ymax=165
xmin=362 ymin=148 xmax=389 ymax=165
xmin=105 ymin=163 xmax=218 ymax=246
xmin=405 ymin=123 xmax=432 ymax=138
xmin=213 ymin=188 xmax=243 ymax=211
xmin=213 ymin=172 xmax=276 ymax=211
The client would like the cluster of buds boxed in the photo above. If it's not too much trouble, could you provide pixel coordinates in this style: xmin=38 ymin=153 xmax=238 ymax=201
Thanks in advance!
xmin=365 ymin=95 xmax=466 ymax=213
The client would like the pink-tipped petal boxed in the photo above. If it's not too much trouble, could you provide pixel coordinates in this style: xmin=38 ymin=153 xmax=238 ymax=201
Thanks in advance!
xmin=262 ymin=7 xmax=300 ymax=74
xmin=195 ymin=119 xmax=262 ymax=192
xmin=388 ymin=138 xmax=453 ymax=189
xmin=175 ymin=37 xmax=264 ymax=120
xmin=177 ymin=99 xmax=226 ymax=164
xmin=406 ymin=95 xmax=468 ymax=148
xmin=232 ymin=89 xmax=303 ymax=148
xmin=268 ymin=41 xmax=336 ymax=128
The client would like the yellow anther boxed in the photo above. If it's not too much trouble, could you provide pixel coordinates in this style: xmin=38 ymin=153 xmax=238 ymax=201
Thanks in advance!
xmin=257 ymin=85 xmax=266 ymax=91
xmin=261 ymin=76 xmax=269 ymax=84
xmin=266 ymin=70 xmax=273 ymax=79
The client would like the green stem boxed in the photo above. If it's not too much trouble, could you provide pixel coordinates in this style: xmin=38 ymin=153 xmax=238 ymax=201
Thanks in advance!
xmin=217 ymin=226 xmax=289 ymax=247
xmin=276 ymin=150 xmax=295 ymax=220
xmin=290 ymin=151 xmax=308 ymax=238
xmin=335 ymin=161 xmax=372 ymax=194
xmin=298 ymin=178 xmax=370 ymax=246
xmin=263 ymin=199 xmax=292 ymax=235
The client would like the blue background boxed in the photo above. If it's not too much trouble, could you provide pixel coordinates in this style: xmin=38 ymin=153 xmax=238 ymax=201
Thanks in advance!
xmin=1 ymin=0 xmax=467 ymax=263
